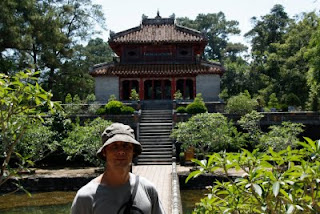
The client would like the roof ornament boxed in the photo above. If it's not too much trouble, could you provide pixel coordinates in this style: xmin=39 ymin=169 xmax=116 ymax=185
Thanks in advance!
xmin=156 ymin=9 xmax=161 ymax=18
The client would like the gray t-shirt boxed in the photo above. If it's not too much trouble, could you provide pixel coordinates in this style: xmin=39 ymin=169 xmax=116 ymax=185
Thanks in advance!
xmin=71 ymin=173 xmax=165 ymax=214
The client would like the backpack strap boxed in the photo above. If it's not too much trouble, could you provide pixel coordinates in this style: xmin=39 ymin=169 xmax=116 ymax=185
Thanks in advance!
xmin=117 ymin=175 xmax=140 ymax=214
xmin=131 ymin=175 xmax=140 ymax=201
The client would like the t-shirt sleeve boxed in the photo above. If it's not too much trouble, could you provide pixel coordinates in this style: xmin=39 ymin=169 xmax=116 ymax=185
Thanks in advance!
xmin=143 ymin=181 xmax=166 ymax=214
xmin=150 ymin=188 xmax=166 ymax=214
xmin=71 ymin=189 xmax=94 ymax=214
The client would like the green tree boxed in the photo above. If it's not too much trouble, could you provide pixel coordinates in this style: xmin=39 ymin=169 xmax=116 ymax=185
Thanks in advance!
xmin=0 ymin=0 xmax=106 ymax=98
xmin=171 ymin=113 xmax=244 ymax=154
xmin=177 ymin=12 xmax=245 ymax=63
xmin=245 ymin=4 xmax=292 ymax=64
xmin=51 ymin=38 xmax=113 ymax=100
xmin=225 ymin=92 xmax=258 ymax=115
xmin=62 ymin=118 xmax=112 ymax=166
xmin=305 ymin=16 xmax=320 ymax=111
xmin=189 ymin=138 xmax=320 ymax=213
xmin=260 ymin=122 xmax=305 ymax=151
xmin=0 ymin=70 xmax=59 ymax=187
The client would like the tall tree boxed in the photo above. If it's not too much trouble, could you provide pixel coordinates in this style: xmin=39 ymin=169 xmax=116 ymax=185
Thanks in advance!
xmin=177 ymin=12 xmax=245 ymax=63
xmin=0 ymin=0 xmax=106 ymax=95
xmin=245 ymin=4 xmax=292 ymax=65
xmin=51 ymin=38 xmax=113 ymax=100
xmin=305 ymin=16 xmax=320 ymax=110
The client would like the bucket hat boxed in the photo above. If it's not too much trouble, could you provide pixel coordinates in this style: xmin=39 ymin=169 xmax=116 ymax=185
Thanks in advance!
xmin=97 ymin=123 xmax=142 ymax=160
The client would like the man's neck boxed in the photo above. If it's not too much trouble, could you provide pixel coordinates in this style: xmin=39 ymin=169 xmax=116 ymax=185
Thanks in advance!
xmin=100 ymin=166 xmax=130 ymax=186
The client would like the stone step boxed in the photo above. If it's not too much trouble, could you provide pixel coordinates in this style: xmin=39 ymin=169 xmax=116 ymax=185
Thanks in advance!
xmin=142 ymin=110 xmax=172 ymax=113
xmin=139 ymin=129 xmax=172 ymax=133
xmin=140 ymin=119 xmax=172 ymax=122
xmin=136 ymin=162 xmax=172 ymax=165
xmin=141 ymin=143 xmax=172 ymax=147
xmin=140 ymin=139 xmax=172 ymax=143
xmin=139 ymin=122 xmax=172 ymax=127
xmin=142 ymin=148 xmax=172 ymax=152
xmin=138 ymin=109 xmax=174 ymax=165
xmin=139 ymin=154 xmax=172 ymax=158
xmin=141 ymin=143 xmax=172 ymax=146
xmin=141 ymin=151 xmax=172 ymax=155
xmin=140 ymin=131 xmax=171 ymax=135
xmin=141 ymin=113 xmax=171 ymax=116
xmin=139 ymin=127 xmax=172 ymax=131
xmin=141 ymin=115 xmax=171 ymax=118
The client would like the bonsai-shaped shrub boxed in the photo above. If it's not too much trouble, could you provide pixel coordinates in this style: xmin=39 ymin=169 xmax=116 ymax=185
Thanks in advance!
xmin=268 ymin=93 xmax=279 ymax=110
xmin=225 ymin=92 xmax=258 ymax=115
xmin=186 ymin=93 xmax=207 ymax=114
xmin=176 ymin=106 xmax=187 ymax=113
xmin=174 ymin=90 xmax=183 ymax=100
xmin=108 ymin=94 xmax=117 ymax=102
xmin=105 ymin=100 xmax=123 ymax=115
xmin=96 ymin=106 xmax=106 ymax=115
xmin=170 ymin=113 xmax=244 ymax=155
xmin=120 ymin=105 xmax=135 ymax=114
xmin=129 ymin=89 xmax=140 ymax=101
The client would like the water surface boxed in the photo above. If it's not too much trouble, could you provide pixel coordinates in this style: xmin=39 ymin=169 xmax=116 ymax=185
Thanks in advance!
xmin=0 ymin=191 xmax=75 ymax=214
xmin=180 ymin=189 xmax=209 ymax=214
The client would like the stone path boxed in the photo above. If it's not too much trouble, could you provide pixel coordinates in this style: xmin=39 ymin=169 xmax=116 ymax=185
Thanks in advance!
xmin=133 ymin=165 xmax=172 ymax=214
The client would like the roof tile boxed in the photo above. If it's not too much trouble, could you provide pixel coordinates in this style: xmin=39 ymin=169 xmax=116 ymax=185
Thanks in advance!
xmin=91 ymin=63 xmax=224 ymax=77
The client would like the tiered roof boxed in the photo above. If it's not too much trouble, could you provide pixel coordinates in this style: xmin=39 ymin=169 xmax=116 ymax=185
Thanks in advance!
xmin=90 ymin=61 xmax=224 ymax=77
xmin=109 ymin=15 xmax=207 ymax=44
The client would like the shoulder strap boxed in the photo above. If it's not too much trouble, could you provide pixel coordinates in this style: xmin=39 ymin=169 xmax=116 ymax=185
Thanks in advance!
xmin=117 ymin=175 xmax=141 ymax=214
xmin=131 ymin=175 xmax=139 ymax=200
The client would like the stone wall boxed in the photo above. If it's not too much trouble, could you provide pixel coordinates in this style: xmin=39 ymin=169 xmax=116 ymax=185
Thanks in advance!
xmin=196 ymin=74 xmax=220 ymax=101
xmin=95 ymin=76 xmax=119 ymax=102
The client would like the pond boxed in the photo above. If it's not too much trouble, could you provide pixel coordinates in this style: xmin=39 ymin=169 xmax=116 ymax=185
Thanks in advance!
xmin=0 ymin=191 xmax=75 ymax=214
xmin=180 ymin=189 xmax=209 ymax=214
xmin=1 ymin=189 xmax=208 ymax=213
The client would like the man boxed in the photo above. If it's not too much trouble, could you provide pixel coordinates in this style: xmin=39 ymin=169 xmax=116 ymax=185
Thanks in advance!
xmin=71 ymin=123 xmax=165 ymax=214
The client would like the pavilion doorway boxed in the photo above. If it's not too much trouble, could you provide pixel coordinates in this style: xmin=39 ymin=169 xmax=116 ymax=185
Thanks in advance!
xmin=144 ymin=79 xmax=171 ymax=100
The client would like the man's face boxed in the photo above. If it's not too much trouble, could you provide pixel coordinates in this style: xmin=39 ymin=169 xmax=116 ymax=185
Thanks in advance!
xmin=104 ymin=141 xmax=134 ymax=168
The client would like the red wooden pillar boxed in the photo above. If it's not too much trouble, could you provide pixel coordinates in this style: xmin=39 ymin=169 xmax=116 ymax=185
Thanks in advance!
xmin=151 ymin=80 xmax=154 ymax=99
xmin=161 ymin=79 xmax=165 ymax=99
xmin=139 ymin=78 xmax=144 ymax=100
xmin=193 ymin=77 xmax=196 ymax=99
xmin=119 ymin=79 xmax=123 ymax=100
xmin=183 ymin=78 xmax=186 ymax=99
xmin=171 ymin=77 xmax=176 ymax=99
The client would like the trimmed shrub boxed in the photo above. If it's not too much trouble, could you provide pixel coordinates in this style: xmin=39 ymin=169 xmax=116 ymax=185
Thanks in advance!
xmin=120 ymin=105 xmax=135 ymax=114
xmin=176 ymin=106 xmax=187 ymax=113
xmin=186 ymin=93 xmax=207 ymax=114
xmin=95 ymin=106 xmax=106 ymax=115
xmin=129 ymin=89 xmax=140 ymax=101
xmin=186 ymin=102 xmax=207 ymax=114
xmin=225 ymin=93 xmax=258 ymax=115
xmin=105 ymin=100 xmax=124 ymax=115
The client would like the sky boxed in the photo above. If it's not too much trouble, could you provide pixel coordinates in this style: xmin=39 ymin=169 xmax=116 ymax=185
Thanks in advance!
xmin=92 ymin=0 xmax=320 ymax=46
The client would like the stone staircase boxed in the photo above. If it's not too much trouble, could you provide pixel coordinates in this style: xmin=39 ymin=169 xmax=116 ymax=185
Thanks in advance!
xmin=137 ymin=109 xmax=173 ymax=165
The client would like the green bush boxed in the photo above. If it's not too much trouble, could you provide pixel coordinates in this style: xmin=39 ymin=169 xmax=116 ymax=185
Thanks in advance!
xmin=225 ymin=93 xmax=258 ymax=115
xmin=62 ymin=118 xmax=112 ymax=165
xmin=120 ymin=105 xmax=135 ymax=114
xmin=176 ymin=106 xmax=187 ymax=113
xmin=186 ymin=102 xmax=207 ymax=114
xmin=96 ymin=106 xmax=106 ymax=115
xmin=186 ymin=93 xmax=207 ymax=114
xmin=105 ymin=100 xmax=124 ymax=115
xmin=189 ymin=138 xmax=320 ymax=213
xmin=16 ymin=122 xmax=58 ymax=163
xmin=171 ymin=113 xmax=245 ymax=154
xmin=174 ymin=90 xmax=183 ymax=100
xmin=129 ymin=89 xmax=140 ymax=101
